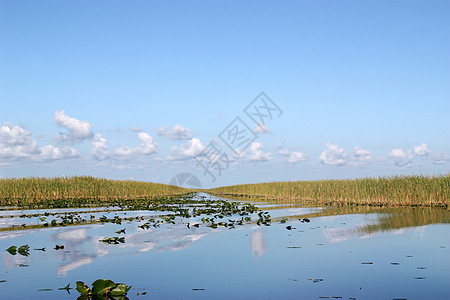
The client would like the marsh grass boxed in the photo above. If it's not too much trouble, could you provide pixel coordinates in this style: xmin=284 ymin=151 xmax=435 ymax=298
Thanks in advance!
xmin=0 ymin=176 xmax=190 ymax=207
xmin=208 ymin=175 xmax=449 ymax=207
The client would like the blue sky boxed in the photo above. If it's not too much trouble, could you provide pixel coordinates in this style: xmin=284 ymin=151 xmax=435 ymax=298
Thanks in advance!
xmin=1 ymin=0 xmax=449 ymax=188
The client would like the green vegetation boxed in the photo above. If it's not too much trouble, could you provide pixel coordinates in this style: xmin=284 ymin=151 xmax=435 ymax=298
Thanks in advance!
xmin=1 ymin=174 xmax=448 ymax=208
xmin=0 ymin=194 xmax=261 ymax=232
xmin=76 ymin=279 xmax=131 ymax=297
xmin=0 ymin=176 xmax=190 ymax=207
xmin=208 ymin=175 xmax=449 ymax=207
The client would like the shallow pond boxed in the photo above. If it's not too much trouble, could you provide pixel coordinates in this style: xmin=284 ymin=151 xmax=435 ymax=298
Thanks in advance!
xmin=0 ymin=194 xmax=449 ymax=299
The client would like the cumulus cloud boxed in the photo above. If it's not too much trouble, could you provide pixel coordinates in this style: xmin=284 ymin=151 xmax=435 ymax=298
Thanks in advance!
xmin=389 ymin=148 xmax=410 ymax=159
xmin=389 ymin=143 xmax=429 ymax=166
xmin=432 ymin=151 xmax=449 ymax=165
xmin=413 ymin=143 xmax=430 ymax=156
xmin=319 ymin=143 xmax=347 ymax=166
xmin=253 ymin=123 xmax=270 ymax=134
xmin=115 ymin=132 xmax=157 ymax=158
xmin=350 ymin=147 xmax=373 ymax=166
xmin=277 ymin=148 xmax=290 ymax=157
xmin=0 ymin=122 xmax=39 ymax=158
xmin=91 ymin=134 xmax=110 ymax=161
xmin=319 ymin=143 xmax=376 ymax=166
xmin=54 ymin=110 xmax=93 ymax=143
xmin=276 ymin=142 xmax=307 ymax=163
xmin=287 ymin=151 xmax=307 ymax=163
xmin=168 ymin=138 xmax=205 ymax=160
xmin=0 ymin=122 xmax=79 ymax=161
xmin=38 ymin=145 xmax=79 ymax=161
xmin=237 ymin=142 xmax=272 ymax=162
xmin=157 ymin=125 xmax=193 ymax=140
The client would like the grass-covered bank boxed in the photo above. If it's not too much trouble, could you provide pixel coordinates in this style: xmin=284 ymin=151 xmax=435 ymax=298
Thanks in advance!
xmin=1 ymin=175 xmax=448 ymax=208
xmin=0 ymin=176 xmax=190 ymax=207
xmin=208 ymin=175 xmax=449 ymax=207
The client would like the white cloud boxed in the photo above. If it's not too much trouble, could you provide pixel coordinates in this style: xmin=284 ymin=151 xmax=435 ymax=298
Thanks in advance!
xmin=350 ymin=147 xmax=373 ymax=166
xmin=413 ymin=143 xmax=430 ymax=156
xmin=319 ymin=143 xmax=347 ymax=166
xmin=287 ymin=151 xmax=307 ymax=163
xmin=115 ymin=132 xmax=157 ymax=158
xmin=38 ymin=145 xmax=79 ymax=161
xmin=0 ymin=122 xmax=34 ymax=146
xmin=432 ymin=151 xmax=449 ymax=165
xmin=253 ymin=123 xmax=270 ymax=134
xmin=238 ymin=142 xmax=272 ymax=162
xmin=168 ymin=138 xmax=205 ymax=160
xmin=388 ymin=143 xmax=430 ymax=166
xmin=0 ymin=122 xmax=79 ymax=161
xmin=91 ymin=133 xmax=110 ymax=161
xmin=137 ymin=132 xmax=158 ymax=154
xmin=54 ymin=110 xmax=93 ymax=143
xmin=0 ymin=122 xmax=39 ymax=158
xmin=157 ymin=125 xmax=193 ymax=140
xmin=276 ymin=142 xmax=307 ymax=163
xmin=389 ymin=148 xmax=410 ymax=159
xmin=277 ymin=148 xmax=290 ymax=157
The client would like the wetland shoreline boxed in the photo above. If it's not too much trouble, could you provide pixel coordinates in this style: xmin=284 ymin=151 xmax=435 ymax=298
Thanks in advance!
xmin=208 ymin=174 xmax=449 ymax=208
xmin=0 ymin=174 xmax=448 ymax=209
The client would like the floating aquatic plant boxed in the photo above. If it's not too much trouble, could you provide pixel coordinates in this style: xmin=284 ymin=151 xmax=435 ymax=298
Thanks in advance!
xmin=76 ymin=279 xmax=131 ymax=297
xmin=101 ymin=237 xmax=125 ymax=245
xmin=6 ymin=246 xmax=17 ymax=255
xmin=6 ymin=245 xmax=29 ymax=256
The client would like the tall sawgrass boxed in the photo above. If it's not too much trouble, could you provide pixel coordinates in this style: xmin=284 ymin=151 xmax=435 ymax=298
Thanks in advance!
xmin=0 ymin=176 xmax=190 ymax=206
xmin=208 ymin=175 xmax=449 ymax=207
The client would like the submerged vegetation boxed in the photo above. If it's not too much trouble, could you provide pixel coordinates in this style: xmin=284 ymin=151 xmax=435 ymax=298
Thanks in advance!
xmin=208 ymin=175 xmax=449 ymax=207
xmin=0 ymin=176 xmax=190 ymax=207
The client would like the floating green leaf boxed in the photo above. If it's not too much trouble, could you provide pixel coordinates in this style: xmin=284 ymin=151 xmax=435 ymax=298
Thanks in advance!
xmin=110 ymin=283 xmax=132 ymax=296
xmin=18 ymin=245 xmax=30 ymax=256
xmin=75 ymin=279 xmax=131 ymax=297
xmin=6 ymin=246 xmax=17 ymax=255
xmin=101 ymin=237 xmax=125 ymax=245
xmin=91 ymin=279 xmax=115 ymax=296
xmin=76 ymin=281 xmax=91 ymax=295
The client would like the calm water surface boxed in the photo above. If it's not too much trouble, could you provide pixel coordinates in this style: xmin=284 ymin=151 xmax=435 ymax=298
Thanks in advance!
xmin=0 ymin=194 xmax=448 ymax=299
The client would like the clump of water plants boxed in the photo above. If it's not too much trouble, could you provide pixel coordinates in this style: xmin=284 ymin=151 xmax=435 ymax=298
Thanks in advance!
xmin=76 ymin=279 xmax=131 ymax=297
xmin=6 ymin=245 xmax=29 ymax=256
xmin=101 ymin=237 xmax=125 ymax=244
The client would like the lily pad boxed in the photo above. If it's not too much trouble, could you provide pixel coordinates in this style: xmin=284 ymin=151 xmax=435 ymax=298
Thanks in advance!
xmin=91 ymin=279 xmax=115 ymax=296
xmin=110 ymin=283 xmax=132 ymax=296
xmin=18 ymin=245 xmax=30 ymax=256
xmin=6 ymin=246 xmax=17 ymax=255
xmin=76 ymin=281 xmax=91 ymax=295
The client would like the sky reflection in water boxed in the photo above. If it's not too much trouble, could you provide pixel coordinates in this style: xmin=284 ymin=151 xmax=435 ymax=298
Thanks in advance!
xmin=0 ymin=195 xmax=448 ymax=299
